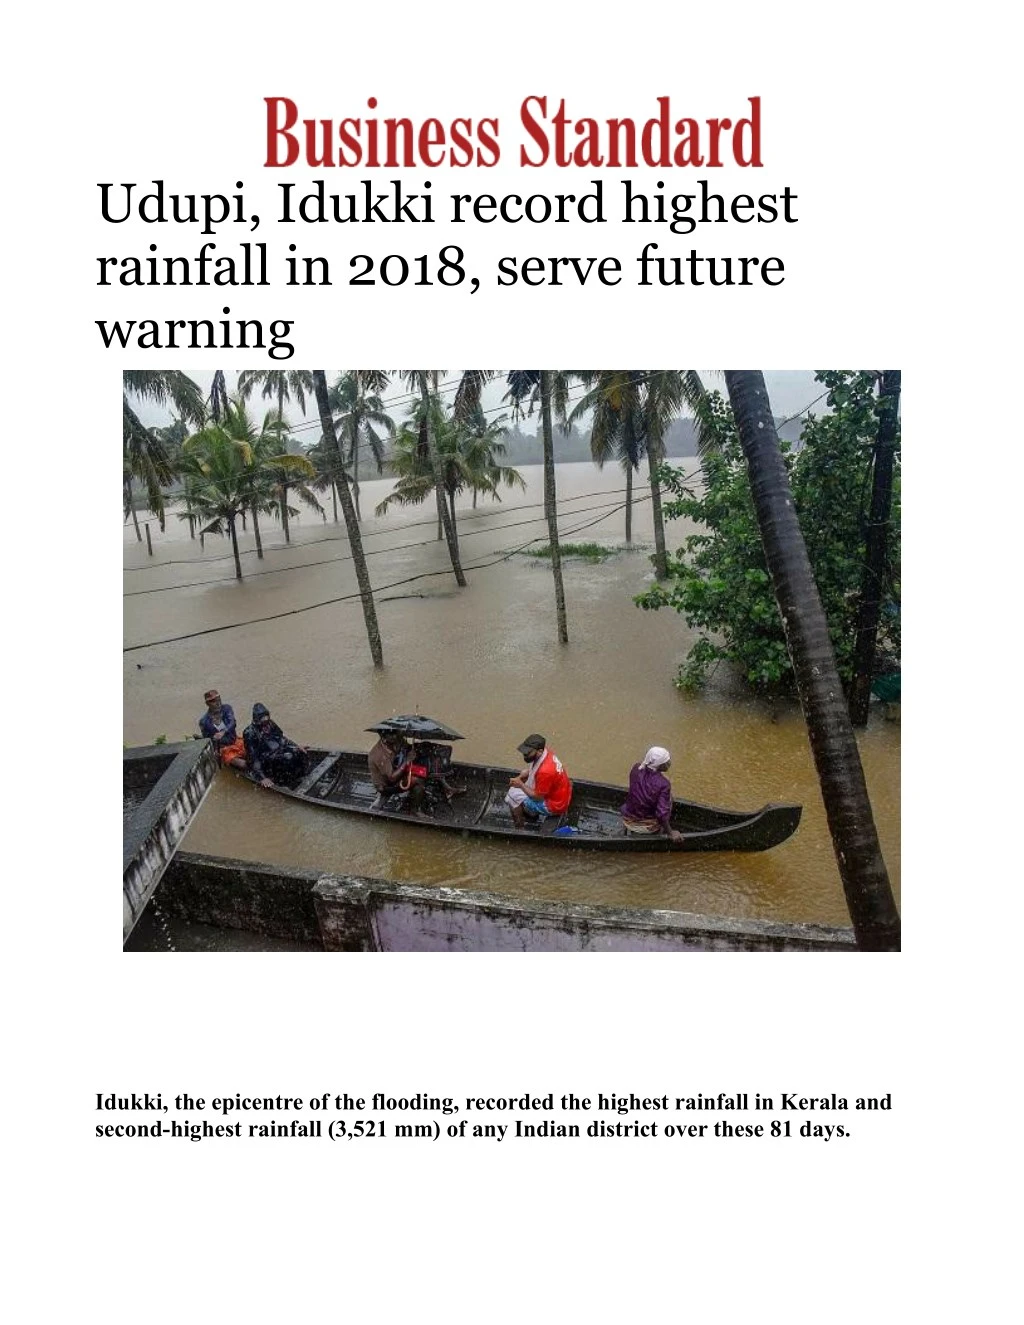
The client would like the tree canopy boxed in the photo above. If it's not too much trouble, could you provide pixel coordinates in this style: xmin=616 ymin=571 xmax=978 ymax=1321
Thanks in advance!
xmin=636 ymin=372 xmax=900 ymax=692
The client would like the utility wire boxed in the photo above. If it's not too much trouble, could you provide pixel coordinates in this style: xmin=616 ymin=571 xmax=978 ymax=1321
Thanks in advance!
xmin=123 ymin=496 xmax=634 ymax=596
xmin=123 ymin=482 xmax=641 ymax=571
xmin=123 ymin=495 xmax=651 ymax=654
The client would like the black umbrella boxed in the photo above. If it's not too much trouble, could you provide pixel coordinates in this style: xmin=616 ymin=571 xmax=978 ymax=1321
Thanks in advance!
xmin=366 ymin=715 xmax=463 ymax=741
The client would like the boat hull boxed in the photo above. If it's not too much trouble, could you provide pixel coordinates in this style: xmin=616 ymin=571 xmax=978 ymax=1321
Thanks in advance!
xmin=234 ymin=749 xmax=801 ymax=853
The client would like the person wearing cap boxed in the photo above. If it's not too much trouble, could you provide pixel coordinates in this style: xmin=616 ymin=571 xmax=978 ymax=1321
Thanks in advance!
xmin=367 ymin=732 xmax=426 ymax=814
xmin=198 ymin=690 xmax=246 ymax=768
xmin=243 ymin=703 xmax=309 ymax=789
xmin=620 ymin=747 xmax=684 ymax=844
xmin=505 ymin=733 xmax=572 ymax=828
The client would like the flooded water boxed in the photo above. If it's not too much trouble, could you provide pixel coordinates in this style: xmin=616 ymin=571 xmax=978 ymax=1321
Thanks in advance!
xmin=123 ymin=462 xmax=899 ymax=929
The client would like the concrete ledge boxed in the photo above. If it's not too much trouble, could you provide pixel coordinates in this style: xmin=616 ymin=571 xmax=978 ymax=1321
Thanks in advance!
xmin=123 ymin=742 xmax=218 ymax=943
xmin=156 ymin=852 xmax=854 ymax=952
xmin=159 ymin=851 xmax=326 ymax=947
xmin=315 ymin=877 xmax=856 ymax=952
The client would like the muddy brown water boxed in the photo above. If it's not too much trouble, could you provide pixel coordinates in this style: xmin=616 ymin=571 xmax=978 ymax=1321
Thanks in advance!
xmin=123 ymin=463 xmax=899 ymax=930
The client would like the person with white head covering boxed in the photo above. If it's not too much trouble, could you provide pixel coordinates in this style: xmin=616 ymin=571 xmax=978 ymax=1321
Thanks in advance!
xmin=620 ymin=746 xmax=684 ymax=844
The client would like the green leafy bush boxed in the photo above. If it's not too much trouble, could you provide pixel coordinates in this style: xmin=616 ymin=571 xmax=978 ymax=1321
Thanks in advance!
xmin=636 ymin=372 xmax=900 ymax=692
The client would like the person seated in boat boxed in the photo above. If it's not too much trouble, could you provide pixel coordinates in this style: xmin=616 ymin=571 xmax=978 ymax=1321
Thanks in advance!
xmin=368 ymin=733 xmax=426 ymax=814
xmin=407 ymin=740 xmax=467 ymax=804
xmin=620 ymin=746 xmax=684 ymax=844
xmin=198 ymin=689 xmax=246 ymax=768
xmin=243 ymin=703 xmax=309 ymax=790
xmin=505 ymin=733 xmax=572 ymax=829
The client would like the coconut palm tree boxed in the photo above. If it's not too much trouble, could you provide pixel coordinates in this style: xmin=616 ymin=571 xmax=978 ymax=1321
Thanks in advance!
xmin=848 ymin=370 xmax=901 ymax=726
xmin=459 ymin=403 xmax=523 ymax=509
xmin=569 ymin=370 xmax=715 ymax=575
xmin=327 ymin=371 xmax=394 ymax=519
xmin=569 ymin=371 xmax=644 ymax=544
xmin=376 ymin=398 xmax=524 ymax=531
xmin=724 ymin=370 xmax=900 ymax=951
xmin=266 ymin=453 xmax=323 ymax=543
xmin=312 ymin=370 xmax=383 ymax=667
xmin=123 ymin=372 xmax=205 ymax=520
xmin=505 ymin=371 xmax=569 ymax=644
xmin=208 ymin=370 xmax=230 ymax=422
xmin=399 ymin=370 xmax=467 ymax=586
xmin=177 ymin=425 xmax=255 ymax=581
xmin=452 ymin=368 xmax=570 ymax=642
xmin=217 ymin=399 xmax=316 ymax=559
xmin=237 ymin=369 xmax=315 ymax=429
xmin=236 ymin=370 xmax=318 ymax=540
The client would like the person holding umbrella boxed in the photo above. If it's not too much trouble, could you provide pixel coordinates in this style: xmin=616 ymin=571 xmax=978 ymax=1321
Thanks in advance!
xmin=367 ymin=731 xmax=426 ymax=814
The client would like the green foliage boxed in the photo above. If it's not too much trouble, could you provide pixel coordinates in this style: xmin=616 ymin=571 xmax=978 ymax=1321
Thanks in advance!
xmin=635 ymin=372 xmax=900 ymax=692
xmin=153 ymin=734 xmax=168 ymax=745
xmin=375 ymin=394 xmax=524 ymax=516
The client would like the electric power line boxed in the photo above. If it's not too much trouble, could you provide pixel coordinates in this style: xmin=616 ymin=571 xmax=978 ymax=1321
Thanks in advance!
xmin=122 ymin=492 xmax=660 ymax=654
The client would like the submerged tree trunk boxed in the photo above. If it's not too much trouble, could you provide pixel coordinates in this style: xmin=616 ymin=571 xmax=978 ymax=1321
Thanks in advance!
xmin=648 ymin=439 xmax=668 ymax=578
xmin=540 ymin=371 xmax=569 ymax=644
xmin=280 ymin=481 xmax=291 ymax=542
xmin=127 ymin=480 xmax=142 ymax=541
xmin=251 ymin=505 xmax=264 ymax=559
xmin=725 ymin=370 xmax=900 ymax=951
xmin=849 ymin=371 xmax=901 ymax=727
xmin=228 ymin=516 xmax=243 ymax=580
xmin=313 ymin=370 xmax=384 ymax=668
xmin=421 ymin=374 xmax=467 ymax=586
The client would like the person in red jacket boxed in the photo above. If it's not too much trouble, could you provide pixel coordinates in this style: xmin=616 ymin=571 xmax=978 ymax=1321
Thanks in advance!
xmin=505 ymin=733 xmax=572 ymax=828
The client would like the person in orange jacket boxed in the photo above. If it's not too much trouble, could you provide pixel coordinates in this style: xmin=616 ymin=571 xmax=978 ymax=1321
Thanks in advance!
xmin=505 ymin=733 xmax=572 ymax=828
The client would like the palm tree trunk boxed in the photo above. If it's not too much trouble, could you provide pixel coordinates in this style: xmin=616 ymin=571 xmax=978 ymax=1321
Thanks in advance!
xmin=540 ymin=371 xmax=569 ymax=644
xmin=350 ymin=421 xmax=361 ymax=520
xmin=724 ymin=370 xmax=900 ymax=951
xmin=625 ymin=464 xmax=633 ymax=545
xmin=280 ymin=481 xmax=291 ymax=542
xmin=251 ymin=505 xmax=264 ymax=559
xmin=421 ymin=374 xmax=467 ymax=586
xmin=127 ymin=480 xmax=142 ymax=541
xmin=331 ymin=482 xmax=339 ymax=523
xmin=849 ymin=371 xmax=901 ymax=726
xmin=648 ymin=440 xmax=668 ymax=578
xmin=448 ymin=489 xmax=458 ymax=548
xmin=228 ymin=516 xmax=243 ymax=580
xmin=313 ymin=371 xmax=384 ymax=667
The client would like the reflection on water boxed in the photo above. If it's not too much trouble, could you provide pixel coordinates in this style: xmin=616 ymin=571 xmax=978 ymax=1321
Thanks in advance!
xmin=124 ymin=463 xmax=899 ymax=928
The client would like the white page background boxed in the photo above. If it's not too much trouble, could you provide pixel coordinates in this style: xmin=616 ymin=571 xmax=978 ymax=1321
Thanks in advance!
xmin=5 ymin=2 xmax=1017 ymax=1321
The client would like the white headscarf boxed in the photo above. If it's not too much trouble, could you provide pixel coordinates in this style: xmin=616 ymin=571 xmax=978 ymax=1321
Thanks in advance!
xmin=641 ymin=746 xmax=671 ymax=770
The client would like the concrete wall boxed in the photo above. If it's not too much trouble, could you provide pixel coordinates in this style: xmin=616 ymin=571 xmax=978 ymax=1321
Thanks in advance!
xmin=123 ymin=743 xmax=219 ymax=943
xmin=157 ymin=852 xmax=856 ymax=953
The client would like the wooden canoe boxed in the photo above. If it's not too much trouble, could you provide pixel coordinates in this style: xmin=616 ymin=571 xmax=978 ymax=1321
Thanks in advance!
xmin=237 ymin=749 xmax=801 ymax=853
